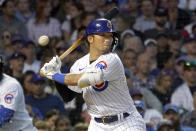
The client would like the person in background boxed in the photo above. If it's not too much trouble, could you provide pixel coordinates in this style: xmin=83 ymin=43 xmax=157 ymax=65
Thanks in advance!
xmin=171 ymin=60 xmax=196 ymax=112
xmin=181 ymin=92 xmax=196 ymax=129
xmin=144 ymin=39 xmax=157 ymax=71
xmin=181 ymin=36 xmax=196 ymax=61
xmin=26 ymin=0 xmax=61 ymax=44
xmin=74 ymin=122 xmax=88 ymax=131
xmin=132 ymin=52 xmax=156 ymax=89
xmin=44 ymin=109 xmax=60 ymax=131
xmin=163 ymin=104 xmax=196 ymax=131
xmin=0 ymin=0 xmax=27 ymax=38
xmin=21 ymin=70 xmax=35 ymax=95
xmin=25 ymin=73 xmax=66 ymax=117
xmin=144 ymin=7 xmax=169 ymax=40
xmin=123 ymin=36 xmax=144 ymax=55
xmin=15 ymin=0 xmax=35 ymax=23
xmin=34 ymin=120 xmax=50 ymax=131
xmin=122 ymin=48 xmax=137 ymax=76
xmin=129 ymin=88 xmax=162 ymax=113
xmin=8 ymin=52 xmax=26 ymax=83
xmin=10 ymin=34 xmax=24 ymax=55
xmin=168 ymin=32 xmax=182 ymax=58
xmin=55 ymin=115 xmax=72 ymax=131
xmin=167 ymin=0 xmax=191 ymax=30
xmin=156 ymin=119 xmax=174 ymax=131
xmin=0 ymin=29 xmax=13 ymax=58
xmin=134 ymin=100 xmax=155 ymax=131
xmin=22 ymin=40 xmax=41 ymax=73
xmin=151 ymin=69 xmax=174 ymax=106
xmin=133 ymin=0 xmax=156 ymax=33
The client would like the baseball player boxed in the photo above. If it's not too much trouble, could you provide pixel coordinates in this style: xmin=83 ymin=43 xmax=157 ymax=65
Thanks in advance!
xmin=41 ymin=18 xmax=146 ymax=131
xmin=0 ymin=56 xmax=37 ymax=131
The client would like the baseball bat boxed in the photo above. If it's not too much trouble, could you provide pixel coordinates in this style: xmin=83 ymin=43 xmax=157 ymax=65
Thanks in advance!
xmin=40 ymin=7 xmax=119 ymax=76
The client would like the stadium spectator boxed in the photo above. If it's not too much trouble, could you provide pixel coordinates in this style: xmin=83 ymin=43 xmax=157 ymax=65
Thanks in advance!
xmin=121 ymin=0 xmax=140 ymax=22
xmin=8 ymin=52 xmax=26 ymax=83
xmin=26 ymin=0 xmax=61 ymax=44
xmin=25 ymin=73 xmax=66 ymax=117
xmin=181 ymin=92 xmax=196 ymax=129
xmin=132 ymin=52 xmax=156 ymax=89
xmin=167 ymin=0 xmax=191 ymax=30
xmin=155 ymin=33 xmax=169 ymax=54
xmin=34 ymin=120 xmax=50 ymax=131
xmin=44 ymin=109 xmax=60 ymax=131
xmin=122 ymin=48 xmax=137 ymax=76
xmin=10 ymin=34 xmax=24 ymax=55
xmin=22 ymin=40 xmax=41 ymax=73
xmin=144 ymin=39 xmax=157 ymax=71
xmin=171 ymin=60 xmax=196 ymax=111
xmin=182 ymin=10 xmax=196 ymax=38
xmin=181 ymin=36 xmax=196 ymax=61
xmin=115 ymin=13 xmax=132 ymax=33
xmin=123 ymin=36 xmax=144 ymax=54
xmin=151 ymin=51 xmax=176 ymax=77
xmin=156 ymin=119 xmax=174 ymax=131
xmin=144 ymin=8 xmax=169 ymax=40
xmin=55 ymin=115 xmax=72 ymax=131
xmin=151 ymin=69 xmax=174 ymax=106
xmin=168 ymin=32 xmax=182 ymax=58
xmin=74 ymin=122 xmax=88 ymax=131
xmin=133 ymin=0 xmax=156 ymax=33
xmin=178 ymin=0 xmax=196 ymax=11
xmin=130 ymin=88 xmax=162 ymax=112
xmin=61 ymin=2 xmax=84 ymax=45
xmin=21 ymin=70 xmax=35 ymax=95
xmin=134 ymin=100 xmax=155 ymax=131
xmin=163 ymin=104 xmax=196 ymax=131
xmin=15 ymin=0 xmax=35 ymax=23
xmin=0 ymin=0 xmax=27 ymax=38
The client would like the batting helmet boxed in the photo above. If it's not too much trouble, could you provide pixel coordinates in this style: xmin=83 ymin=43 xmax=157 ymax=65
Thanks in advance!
xmin=85 ymin=18 xmax=119 ymax=52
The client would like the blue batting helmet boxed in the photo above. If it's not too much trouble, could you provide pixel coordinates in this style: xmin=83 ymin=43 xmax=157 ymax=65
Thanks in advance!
xmin=85 ymin=18 xmax=115 ymax=36
xmin=85 ymin=18 xmax=119 ymax=52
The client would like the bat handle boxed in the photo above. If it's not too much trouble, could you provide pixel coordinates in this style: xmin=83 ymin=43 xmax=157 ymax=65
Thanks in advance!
xmin=59 ymin=38 xmax=83 ymax=60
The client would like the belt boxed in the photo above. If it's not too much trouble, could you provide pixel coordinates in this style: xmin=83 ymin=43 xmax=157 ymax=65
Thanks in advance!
xmin=94 ymin=112 xmax=129 ymax=124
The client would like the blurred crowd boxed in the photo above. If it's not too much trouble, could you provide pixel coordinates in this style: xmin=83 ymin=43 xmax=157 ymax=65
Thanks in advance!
xmin=0 ymin=0 xmax=196 ymax=130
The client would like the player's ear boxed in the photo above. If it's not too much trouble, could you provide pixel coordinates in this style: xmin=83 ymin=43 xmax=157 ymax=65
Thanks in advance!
xmin=87 ymin=35 xmax=94 ymax=44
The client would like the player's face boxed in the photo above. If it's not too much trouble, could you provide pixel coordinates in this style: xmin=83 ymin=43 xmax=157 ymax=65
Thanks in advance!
xmin=92 ymin=32 xmax=113 ymax=53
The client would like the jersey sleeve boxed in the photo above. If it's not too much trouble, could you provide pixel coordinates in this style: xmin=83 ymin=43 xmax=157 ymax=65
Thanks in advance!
xmin=95 ymin=53 xmax=124 ymax=81
xmin=0 ymin=82 xmax=22 ymax=111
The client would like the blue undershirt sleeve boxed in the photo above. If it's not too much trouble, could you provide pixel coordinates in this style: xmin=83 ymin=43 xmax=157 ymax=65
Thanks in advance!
xmin=52 ymin=73 xmax=66 ymax=85
xmin=0 ymin=105 xmax=14 ymax=127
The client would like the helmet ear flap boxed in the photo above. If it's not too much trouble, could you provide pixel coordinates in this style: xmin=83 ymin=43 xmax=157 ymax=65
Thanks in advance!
xmin=111 ymin=32 xmax=120 ymax=52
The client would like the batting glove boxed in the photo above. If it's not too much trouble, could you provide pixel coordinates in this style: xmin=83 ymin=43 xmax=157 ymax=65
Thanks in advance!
xmin=78 ymin=67 xmax=103 ymax=88
xmin=40 ymin=56 xmax=62 ymax=79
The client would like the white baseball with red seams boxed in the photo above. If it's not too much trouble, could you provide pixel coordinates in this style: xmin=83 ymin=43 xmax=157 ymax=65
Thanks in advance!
xmin=38 ymin=35 xmax=49 ymax=46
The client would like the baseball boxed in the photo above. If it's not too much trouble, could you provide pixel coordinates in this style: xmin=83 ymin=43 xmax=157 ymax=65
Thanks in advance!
xmin=38 ymin=35 xmax=49 ymax=46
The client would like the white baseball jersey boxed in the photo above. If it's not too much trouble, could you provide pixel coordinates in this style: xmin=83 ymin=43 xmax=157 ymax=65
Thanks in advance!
xmin=68 ymin=53 xmax=145 ymax=130
xmin=0 ymin=74 xmax=37 ymax=131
